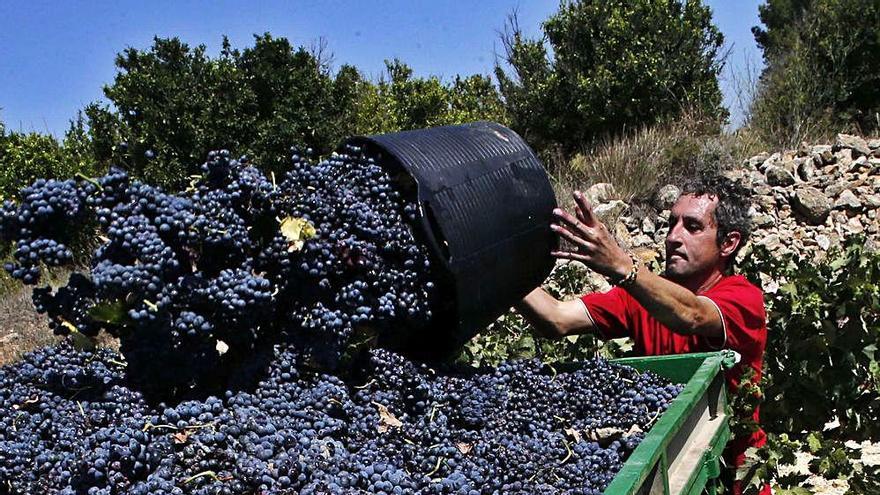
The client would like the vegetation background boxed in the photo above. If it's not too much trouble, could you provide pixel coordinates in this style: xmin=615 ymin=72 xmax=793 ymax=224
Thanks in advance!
xmin=2 ymin=0 xmax=880 ymax=493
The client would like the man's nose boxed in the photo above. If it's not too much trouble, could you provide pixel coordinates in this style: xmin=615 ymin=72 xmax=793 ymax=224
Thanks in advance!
xmin=666 ymin=222 xmax=683 ymax=245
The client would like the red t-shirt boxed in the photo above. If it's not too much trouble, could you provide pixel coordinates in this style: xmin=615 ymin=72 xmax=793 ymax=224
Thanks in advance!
xmin=581 ymin=274 xmax=768 ymax=482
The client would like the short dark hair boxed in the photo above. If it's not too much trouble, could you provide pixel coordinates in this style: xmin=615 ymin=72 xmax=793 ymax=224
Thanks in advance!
xmin=677 ymin=173 xmax=753 ymax=270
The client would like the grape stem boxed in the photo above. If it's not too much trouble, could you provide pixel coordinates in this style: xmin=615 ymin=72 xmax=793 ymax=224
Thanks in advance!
xmin=183 ymin=470 xmax=221 ymax=484
xmin=560 ymin=438 xmax=573 ymax=464
xmin=75 ymin=172 xmax=104 ymax=191
xmin=426 ymin=457 xmax=445 ymax=477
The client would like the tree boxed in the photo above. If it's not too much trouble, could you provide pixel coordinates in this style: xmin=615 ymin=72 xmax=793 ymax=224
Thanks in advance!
xmin=87 ymin=36 xmax=507 ymax=189
xmin=751 ymin=0 xmax=814 ymax=58
xmin=749 ymin=0 xmax=880 ymax=144
xmin=0 ymin=112 xmax=98 ymax=200
xmin=88 ymin=34 xmax=362 ymax=187
xmin=89 ymin=36 xmax=257 ymax=186
xmin=0 ymin=130 xmax=67 ymax=199
xmin=495 ymin=0 xmax=726 ymax=156
xmin=354 ymin=60 xmax=507 ymax=135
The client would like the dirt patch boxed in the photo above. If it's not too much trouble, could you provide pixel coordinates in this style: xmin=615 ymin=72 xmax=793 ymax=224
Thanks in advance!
xmin=0 ymin=284 xmax=56 ymax=366
xmin=0 ymin=268 xmax=118 ymax=365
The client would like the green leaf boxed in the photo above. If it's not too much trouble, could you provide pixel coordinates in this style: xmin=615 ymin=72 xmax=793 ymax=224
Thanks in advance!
xmin=88 ymin=300 xmax=128 ymax=324
xmin=279 ymin=216 xmax=316 ymax=252
xmin=60 ymin=320 xmax=96 ymax=351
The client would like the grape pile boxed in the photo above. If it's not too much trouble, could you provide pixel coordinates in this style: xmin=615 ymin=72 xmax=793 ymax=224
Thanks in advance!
xmin=0 ymin=341 xmax=683 ymax=494
xmin=0 ymin=146 xmax=439 ymax=396
xmin=0 ymin=146 xmax=685 ymax=493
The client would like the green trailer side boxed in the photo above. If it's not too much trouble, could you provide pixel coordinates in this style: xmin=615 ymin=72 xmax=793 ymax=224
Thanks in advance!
xmin=604 ymin=351 xmax=735 ymax=495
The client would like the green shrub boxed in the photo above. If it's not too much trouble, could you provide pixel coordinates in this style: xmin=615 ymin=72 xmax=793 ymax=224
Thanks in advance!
xmin=495 ymin=0 xmax=727 ymax=158
xmin=88 ymin=36 xmax=507 ymax=190
xmin=740 ymin=237 xmax=880 ymax=441
xmin=749 ymin=0 xmax=880 ymax=147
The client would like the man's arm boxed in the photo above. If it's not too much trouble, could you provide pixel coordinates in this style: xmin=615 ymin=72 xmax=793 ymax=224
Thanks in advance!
xmin=618 ymin=268 xmax=722 ymax=338
xmin=516 ymin=287 xmax=596 ymax=339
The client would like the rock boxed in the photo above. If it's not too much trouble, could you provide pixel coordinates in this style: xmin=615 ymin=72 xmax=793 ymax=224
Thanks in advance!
xmin=0 ymin=333 xmax=19 ymax=344
xmin=653 ymin=228 xmax=668 ymax=244
xmin=633 ymin=247 xmax=661 ymax=265
xmin=585 ymin=270 xmax=611 ymax=293
xmin=759 ymin=272 xmax=780 ymax=294
xmin=792 ymin=186 xmax=832 ymax=224
xmin=833 ymin=189 xmax=862 ymax=210
xmin=631 ymin=234 xmax=653 ymax=247
xmin=869 ymin=158 xmax=880 ymax=174
xmin=798 ymin=159 xmax=818 ymax=182
xmin=849 ymin=155 xmax=869 ymax=173
xmin=754 ymin=184 xmax=773 ymax=196
xmin=863 ymin=194 xmax=880 ymax=208
xmin=836 ymin=133 xmax=872 ymax=157
xmin=759 ymin=152 xmax=782 ymax=172
xmin=813 ymin=145 xmax=835 ymax=165
xmin=641 ymin=216 xmax=655 ymax=234
xmin=614 ymin=222 xmax=632 ymax=249
xmin=825 ymin=182 xmax=847 ymax=197
xmin=752 ymin=213 xmax=776 ymax=227
xmin=585 ymin=183 xmax=616 ymax=206
xmin=722 ymin=169 xmax=746 ymax=182
xmin=815 ymin=234 xmax=831 ymax=250
xmin=656 ymin=184 xmax=680 ymax=210
xmin=857 ymin=185 xmax=874 ymax=196
xmin=758 ymin=233 xmax=782 ymax=251
xmin=869 ymin=139 xmax=880 ymax=150
xmin=832 ymin=211 xmax=850 ymax=231
xmin=747 ymin=152 xmax=769 ymax=169
xmin=846 ymin=216 xmax=865 ymax=234
xmin=593 ymin=200 xmax=629 ymax=225
xmin=622 ymin=215 xmax=640 ymax=230
xmin=823 ymin=164 xmax=841 ymax=176
xmin=797 ymin=142 xmax=811 ymax=157
xmin=836 ymin=148 xmax=854 ymax=170
xmin=765 ymin=165 xmax=796 ymax=187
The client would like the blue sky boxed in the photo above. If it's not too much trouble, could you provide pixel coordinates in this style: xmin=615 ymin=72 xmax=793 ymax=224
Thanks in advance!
xmin=0 ymin=0 xmax=764 ymax=137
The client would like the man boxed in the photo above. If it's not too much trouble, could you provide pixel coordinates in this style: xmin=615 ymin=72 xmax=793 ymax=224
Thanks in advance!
xmin=517 ymin=174 xmax=769 ymax=495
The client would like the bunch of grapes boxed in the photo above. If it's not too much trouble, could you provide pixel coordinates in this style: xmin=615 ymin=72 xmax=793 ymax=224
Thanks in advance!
xmin=0 ymin=146 xmax=438 ymax=397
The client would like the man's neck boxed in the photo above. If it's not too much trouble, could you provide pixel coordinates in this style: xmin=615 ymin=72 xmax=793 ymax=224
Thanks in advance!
xmin=668 ymin=267 xmax=726 ymax=294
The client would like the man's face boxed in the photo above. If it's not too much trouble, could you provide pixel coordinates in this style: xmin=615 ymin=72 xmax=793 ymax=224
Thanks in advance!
xmin=664 ymin=193 xmax=723 ymax=281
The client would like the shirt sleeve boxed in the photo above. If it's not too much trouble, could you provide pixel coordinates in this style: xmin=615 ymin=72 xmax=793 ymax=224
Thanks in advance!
xmin=700 ymin=277 xmax=767 ymax=355
xmin=580 ymin=287 xmax=633 ymax=339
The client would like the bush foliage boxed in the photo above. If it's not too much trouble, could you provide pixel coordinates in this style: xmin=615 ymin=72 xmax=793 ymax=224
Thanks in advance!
xmin=495 ymin=0 xmax=727 ymax=158
xmin=740 ymin=238 xmax=880 ymax=441
xmin=749 ymin=0 xmax=880 ymax=146
xmin=84 ymin=35 xmax=506 ymax=189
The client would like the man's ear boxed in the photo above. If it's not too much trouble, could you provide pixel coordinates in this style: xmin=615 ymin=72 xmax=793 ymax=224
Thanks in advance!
xmin=720 ymin=231 xmax=742 ymax=258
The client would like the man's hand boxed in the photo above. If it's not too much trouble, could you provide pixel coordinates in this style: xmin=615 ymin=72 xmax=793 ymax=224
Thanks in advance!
xmin=551 ymin=191 xmax=633 ymax=282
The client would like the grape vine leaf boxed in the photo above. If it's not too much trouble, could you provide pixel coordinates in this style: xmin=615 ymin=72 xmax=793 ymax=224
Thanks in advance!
xmin=87 ymin=300 xmax=128 ymax=324
xmin=279 ymin=217 xmax=316 ymax=252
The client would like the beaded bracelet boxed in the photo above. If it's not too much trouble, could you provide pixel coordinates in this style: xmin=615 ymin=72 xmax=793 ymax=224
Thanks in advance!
xmin=612 ymin=255 xmax=640 ymax=288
